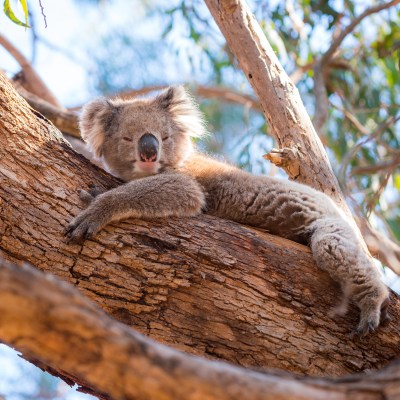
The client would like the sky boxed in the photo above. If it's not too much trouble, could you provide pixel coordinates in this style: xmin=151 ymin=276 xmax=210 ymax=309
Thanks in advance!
xmin=0 ymin=0 xmax=182 ymax=106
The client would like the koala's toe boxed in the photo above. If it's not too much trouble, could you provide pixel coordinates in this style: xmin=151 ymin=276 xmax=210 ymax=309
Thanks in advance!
xmin=77 ymin=189 xmax=94 ymax=206
xmin=88 ymin=184 xmax=103 ymax=197
xmin=352 ymin=315 xmax=380 ymax=339
xmin=65 ymin=225 xmax=85 ymax=244
xmin=380 ymin=297 xmax=391 ymax=325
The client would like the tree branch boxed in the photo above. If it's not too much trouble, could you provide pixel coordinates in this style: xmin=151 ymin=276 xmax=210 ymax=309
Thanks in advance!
xmin=1 ymin=257 xmax=400 ymax=400
xmin=1 ymin=72 xmax=400 ymax=380
xmin=16 ymin=86 xmax=80 ymax=138
xmin=0 ymin=33 xmax=62 ymax=108
xmin=320 ymin=0 xmax=400 ymax=67
xmin=359 ymin=220 xmax=400 ymax=275
xmin=312 ymin=0 xmax=400 ymax=134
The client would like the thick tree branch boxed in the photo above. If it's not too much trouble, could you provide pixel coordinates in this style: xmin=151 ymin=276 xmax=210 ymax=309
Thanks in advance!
xmin=1 ymin=258 xmax=400 ymax=400
xmin=1 ymin=73 xmax=400 ymax=381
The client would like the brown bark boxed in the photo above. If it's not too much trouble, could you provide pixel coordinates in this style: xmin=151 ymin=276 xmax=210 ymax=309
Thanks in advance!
xmin=16 ymin=86 xmax=80 ymax=138
xmin=2 ymin=258 xmax=400 ymax=400
xmin=1 ymin=70 xmax=400 ymax=385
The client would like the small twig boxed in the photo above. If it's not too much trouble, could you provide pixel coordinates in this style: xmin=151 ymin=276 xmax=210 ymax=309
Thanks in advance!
xmin=333 ymin=102 xmax=369 ymax=135
xmin=338 ymin=114 xmax=399 ymax=184
xmin=365 ymin=169 xmax=394 ymax=216
xmin=352 ymin=155 xmax=400 ymax=175
xmin=38 ymin=0 xmax=47 ymax=28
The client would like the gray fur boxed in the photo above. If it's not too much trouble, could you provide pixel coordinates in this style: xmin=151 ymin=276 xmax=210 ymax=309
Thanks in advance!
xmin=67 ymin=86 xmax=389 ymax=336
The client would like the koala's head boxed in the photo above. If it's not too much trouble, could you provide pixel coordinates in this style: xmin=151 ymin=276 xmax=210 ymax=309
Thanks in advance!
xmin=79 ymin=86 xmax=205 ymax=181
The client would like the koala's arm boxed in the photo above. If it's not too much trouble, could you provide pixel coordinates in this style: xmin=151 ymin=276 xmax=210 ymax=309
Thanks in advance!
xmin=66 ymin=173 xmax=205 ymax=243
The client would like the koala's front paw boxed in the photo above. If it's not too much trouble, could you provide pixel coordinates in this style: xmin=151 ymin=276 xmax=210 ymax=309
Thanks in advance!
xmin=65 ymin=208 xmax=104 ymax=244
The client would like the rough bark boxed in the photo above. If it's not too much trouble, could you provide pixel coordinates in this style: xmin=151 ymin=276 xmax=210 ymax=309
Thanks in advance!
xmin=2 ymin=258 xmax=400 ymax=400
xmin=1 ymin=70 xmax=400 ymax=385
xmin=16 ymin=86 xmax=80 ymax=138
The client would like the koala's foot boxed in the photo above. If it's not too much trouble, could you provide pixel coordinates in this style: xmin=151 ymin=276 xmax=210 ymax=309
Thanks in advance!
xmin=352 ymin=291 xmax=390 ymax=338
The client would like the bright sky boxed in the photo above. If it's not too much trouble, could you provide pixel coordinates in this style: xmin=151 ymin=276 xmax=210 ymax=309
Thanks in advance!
xmin=0 ymin=0 xmax=169 ymax=106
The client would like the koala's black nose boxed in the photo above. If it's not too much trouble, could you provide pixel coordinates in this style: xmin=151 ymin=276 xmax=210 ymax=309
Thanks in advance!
xmin=138 ymin=133 xmax=159 ymax=162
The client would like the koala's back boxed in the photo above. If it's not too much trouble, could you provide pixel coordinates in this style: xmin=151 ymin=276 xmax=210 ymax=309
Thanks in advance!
xmin=181 ymin=152 xmax=341 ymax=243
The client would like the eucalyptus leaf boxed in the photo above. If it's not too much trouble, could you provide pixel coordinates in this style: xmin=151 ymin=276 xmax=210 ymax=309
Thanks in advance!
xmin=3 ymin=0 xmax=30 ymax=27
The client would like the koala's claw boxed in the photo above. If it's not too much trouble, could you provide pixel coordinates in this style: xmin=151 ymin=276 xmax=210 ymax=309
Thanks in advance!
xmin=65 ymin=211 xmax=102 ymax=244
xmin=351 ymin=317 xmax=380 ymax=339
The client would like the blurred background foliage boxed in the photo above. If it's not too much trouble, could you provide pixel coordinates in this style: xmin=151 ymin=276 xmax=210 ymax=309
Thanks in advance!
xmin=0 ymin=0 xmax=399 ymax=398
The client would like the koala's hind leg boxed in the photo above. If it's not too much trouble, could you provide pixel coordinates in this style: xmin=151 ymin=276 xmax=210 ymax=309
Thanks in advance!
xmin=309 ymin=217 xmax=389 ymax=336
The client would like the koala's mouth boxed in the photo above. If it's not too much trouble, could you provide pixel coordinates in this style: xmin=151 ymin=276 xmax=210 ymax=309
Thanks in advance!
xmin=135 ymin=161 xmax=161 ymax=175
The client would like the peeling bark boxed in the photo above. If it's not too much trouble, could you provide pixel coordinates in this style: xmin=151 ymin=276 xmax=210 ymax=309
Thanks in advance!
xmin=2 ymin=258 xmax=400 ymax=400
xmin=0 ymin=72 xmax=400 ymax=385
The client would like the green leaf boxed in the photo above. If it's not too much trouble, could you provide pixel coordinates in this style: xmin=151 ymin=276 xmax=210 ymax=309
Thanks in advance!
xmin=19 ymin=0 xmax=29 ymax=26
xmin=3 ymin=0 xmax=30 ymax=27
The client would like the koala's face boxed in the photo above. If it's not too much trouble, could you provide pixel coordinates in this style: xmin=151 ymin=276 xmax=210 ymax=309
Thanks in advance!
xmin=80 ymin=87 xmax=205 ymax=181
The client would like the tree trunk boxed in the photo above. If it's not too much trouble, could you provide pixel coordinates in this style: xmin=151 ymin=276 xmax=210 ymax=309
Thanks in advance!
xmin=0 ymin=73 xmax=400 ymax=385
xmin=2 ymin=258 xmax=400 ymax=400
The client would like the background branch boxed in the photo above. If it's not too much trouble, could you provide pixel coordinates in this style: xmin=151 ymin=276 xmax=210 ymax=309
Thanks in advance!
xmin=0 ymin=33 xmax=62 ymax=107
xmin=312 ymin=0 xmax=400 ymax=134
xmin=320 ymin=0 xmax=400 ymax=67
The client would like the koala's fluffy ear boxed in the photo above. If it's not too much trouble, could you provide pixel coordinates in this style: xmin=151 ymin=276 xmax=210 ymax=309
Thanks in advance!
xmin=79 ymin=98 xmax=117 ymax=158
xmin=154 ymin=86 xmax=206 ymax=138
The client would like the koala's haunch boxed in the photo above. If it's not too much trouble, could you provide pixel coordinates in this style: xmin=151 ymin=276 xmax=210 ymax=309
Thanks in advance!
xmin=67 ymin=86 xmax=389 ymax=336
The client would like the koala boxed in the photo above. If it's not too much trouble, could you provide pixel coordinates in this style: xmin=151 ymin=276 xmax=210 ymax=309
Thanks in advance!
xmin=66 ymin=86 xmax=390 ymax=336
